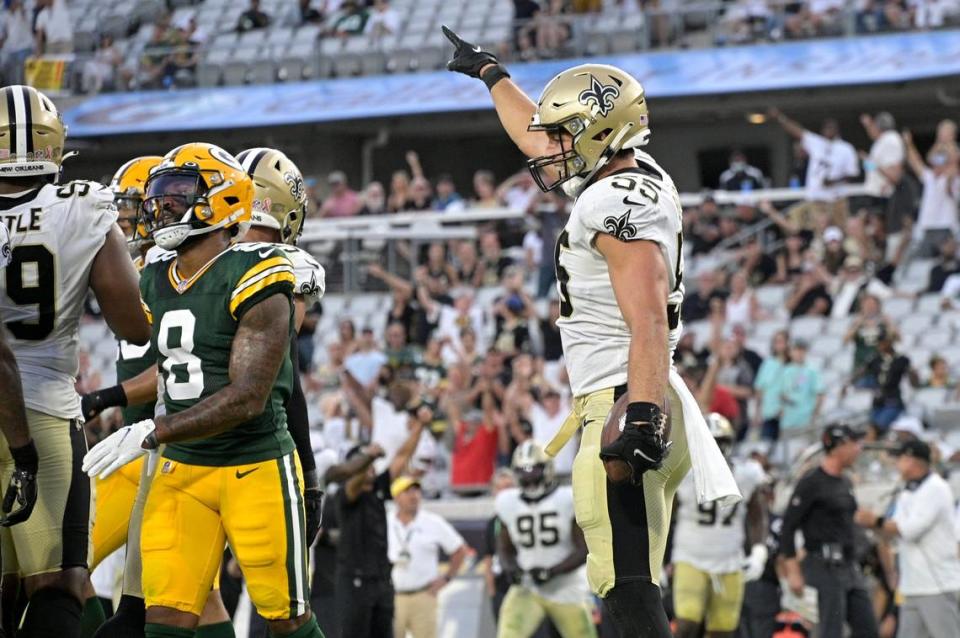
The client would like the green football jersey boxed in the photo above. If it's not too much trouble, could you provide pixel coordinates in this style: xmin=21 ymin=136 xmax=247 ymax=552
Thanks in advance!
xmin=139 ymin=242 xmax=296 ymax=466
xmin=116 ymin=253 xmax=158 ymax=425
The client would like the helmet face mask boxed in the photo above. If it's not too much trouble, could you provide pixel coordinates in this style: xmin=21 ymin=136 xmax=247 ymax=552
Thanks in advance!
xmin=143 ymin=143 xmax=252 ymax=251
xmin=110 ymin=155 xmax=163 ymax=252
xmin=511 ymin=440 xmax=556 ymax=500
xmin=526 ymin=118 xmax=588 ymax=193
xmin=706 ymin=413 xmax=735 ymax=458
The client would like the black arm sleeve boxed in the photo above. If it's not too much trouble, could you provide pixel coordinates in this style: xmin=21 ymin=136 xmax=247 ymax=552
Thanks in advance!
xmin=287 ymin=335 xmax=316 ymax=474
xmin=778 ymin=473 xmax=815 ymax=558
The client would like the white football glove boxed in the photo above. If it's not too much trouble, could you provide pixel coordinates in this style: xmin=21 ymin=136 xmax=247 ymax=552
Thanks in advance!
xmin=82 ymin=419 xmax=157 ymax=479
xmin=743 ymin=543 xmax=768 ymax=582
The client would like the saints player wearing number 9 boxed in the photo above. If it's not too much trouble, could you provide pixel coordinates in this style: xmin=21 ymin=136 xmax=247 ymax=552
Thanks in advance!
xmin=0 ymin=84 xmax=151 ymax=638
xmin=82 ymin=143 xmax=323 ymax=638
xmin=445 ymin=27 xmax=740 ymax=638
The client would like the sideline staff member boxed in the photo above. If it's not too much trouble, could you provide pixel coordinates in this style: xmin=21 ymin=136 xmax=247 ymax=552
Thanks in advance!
xmin=778 ymin=424 xmax=878 ymax=638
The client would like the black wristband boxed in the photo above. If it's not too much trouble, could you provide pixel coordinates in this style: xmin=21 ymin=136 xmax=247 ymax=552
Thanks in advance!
xmin=625 ymin=402 xmax=663 ymax=425
xmin=303 ymin=469 xmax=321 ymax=491
xmin=9 ymin=440 xmax=38 ymax=474
xmin=482 ymin=64 xmax=510 ymax=90
xmin=874 ymin=516 xmax=885 ymax=530
xmin=142 ymin=431 xmax=159 ymax=450
xmin=100 ymin=384 xmax=129 ymax=409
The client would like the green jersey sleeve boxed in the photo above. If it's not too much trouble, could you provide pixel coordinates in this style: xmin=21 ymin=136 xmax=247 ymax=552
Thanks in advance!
xmin=227 ymin=245 xmax=296 ymax=321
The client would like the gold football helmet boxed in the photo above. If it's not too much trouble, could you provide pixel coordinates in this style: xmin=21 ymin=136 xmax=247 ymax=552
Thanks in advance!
xmin=511 ymin=440 xmax=556 ymax=499
xmin=0 ymin=85 xmax=67 ymax=178
xmin=110 ymin=155 xmax=162 ymax=248
xmin=527 ymin=64 xmax=650 ymax=196
xmin=236 ymin=147 xmax=307 ymax=244
xmin=706 ymin=413 xmax=735 ymax=456
xmin=142 ymin=143 xmax=252 ymax=250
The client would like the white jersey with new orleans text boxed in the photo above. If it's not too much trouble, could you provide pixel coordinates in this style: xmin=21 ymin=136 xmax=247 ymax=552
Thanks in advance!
xmin=0 ymin=181 xmax=118 ymax=418
xmin=672 ymin=458 xmax=767 ymax=574
xmin=495 ymin=485 xmax=589 ymax=604
xmin=555 ymin=150 xmax=685 ymax=396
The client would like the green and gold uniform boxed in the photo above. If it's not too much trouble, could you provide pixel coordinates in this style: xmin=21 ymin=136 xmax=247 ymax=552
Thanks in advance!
xmin=138 ymin=243 xmax=309 ymax=619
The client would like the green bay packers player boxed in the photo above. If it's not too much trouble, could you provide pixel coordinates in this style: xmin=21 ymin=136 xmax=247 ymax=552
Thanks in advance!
xmin=0 ymin=84 xmax=150 ymax=638
xmin=0 ymin=221 xmax=38 ymax=529
xmin=495 ymin=442 xmax=596 ymax=638
xmin=444 ymin=31 xmax=740 ymax=637
xmin=82 ymin=143 xmax=321 ymax=638
xmin=236 ymin=147 xmax=325 ymax=546
xmin=671 ymin=414 xmax=768 ymax=638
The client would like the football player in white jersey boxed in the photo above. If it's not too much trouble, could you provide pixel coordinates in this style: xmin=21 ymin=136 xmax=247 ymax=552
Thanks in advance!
xmin=0 ymin=84 xmax=150 ymax=638
xmin=495 ymin=441 xmax=596 ymax=638
xmin=236 ymin=146 xmax=326 ymax=547
xmin=671 ymin=414 xmax=768 ymax=638
xmin=445 ymin=31 xmax=691 ymax=636
xmin=0 ymin=221 xmax=38 ymax=529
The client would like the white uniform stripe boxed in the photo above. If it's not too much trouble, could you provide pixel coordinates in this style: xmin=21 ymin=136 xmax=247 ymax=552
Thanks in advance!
xmin=11 ymin=86 xmax=27 ymax=159
xmin=230 ymin=265 xmax=294 ymax=300
xmin=282 ymin=454 xmax=306 ymax=616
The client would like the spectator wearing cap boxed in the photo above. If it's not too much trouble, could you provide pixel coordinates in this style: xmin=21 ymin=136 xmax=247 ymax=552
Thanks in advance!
xmin=779 ymin=424 xmax=879 ymax=638
xmin=859 ymin=112 xmax=904 ymax=216
xmin=829 ymin=255 xmax=896 ymax=319
xmin=320 ymin=171 xmax=362 ymax=218
xmin=718 ymin=149 xmax=768 ymax=192
xmin=449 ymin=399 xmax=502 ymax=494
xmin=821 ymin=226 xmax=848 ymax=275
xmin=334 ymin=412 xmax=426 ymax=638
xmin=779 ymin=339 xmax=825 ymax=434
xmin=903 ymin=129 xmax=960 ymax=258
xmin=927 ymin=236 xmax=960 ymax=293
xmin=388 ymin=476 xmax=468 ymax=638
xmin=890 ymin=415 xmax=925 ymax=442
xmin=855 ymin=440 xmax=960 ymax=638
xmin=769 ymin=109 xmax=859 ymax=229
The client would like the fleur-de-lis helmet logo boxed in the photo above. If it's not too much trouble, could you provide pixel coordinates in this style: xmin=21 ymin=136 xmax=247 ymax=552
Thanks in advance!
xmin=578 ymin=74 xmax=620 ymax=118
xmin=284 ymin=171 xmax=305 ymax=203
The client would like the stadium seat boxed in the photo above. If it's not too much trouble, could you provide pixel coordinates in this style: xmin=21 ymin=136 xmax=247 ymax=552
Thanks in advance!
xmin=825 ymin=315 xmax=851 ymax=337
xmin=789 ymin=316 xmax=823 ymax=340
xmin=755 ymin=285 xmax=788 ymax=311
xmin=318 ymin=38 xmax=344 ymax=78
xmin=810 ymin=335 xmax=843 ymax=358
xmin=898 ymin=258 xmax=936 ymax=291
xmin=197 ymin=47 xmax=232 ymax=87
xmin=248 ymin=51 xmax=277 ymax=85
xmin=897 ymin=313 xmax=932 ymax=337
xmin=223 ymin=47 xmax=256 ymax=85
xmin=840 ymin=390 xmax=873 ymax=413
xmin=882 ymin=296 xmax=914 ymax=320
xmin=917 ymin=330 xmax=953 ymax=350
xmin=913 ymin=387 xmax=950 ymax=413
xmin=915 ymin=293 xmax=943 ymax=315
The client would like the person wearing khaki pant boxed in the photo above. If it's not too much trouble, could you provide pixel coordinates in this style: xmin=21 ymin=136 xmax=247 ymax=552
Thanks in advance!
xmin=388 ymin=477 xmax=469 ymax=638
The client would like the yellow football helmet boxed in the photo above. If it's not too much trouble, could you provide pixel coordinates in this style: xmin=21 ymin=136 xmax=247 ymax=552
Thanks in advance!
xmin=0 ymin=85 xmax=67 ymax=178
xmin=142 ymin=143 xmax=252 ymax=250
xmin=527 ymin=64 xmax=650 ymax=196
xmin=110 ymin=155 xmax=162 ymax=247
xmin=235 ymin=147 xmax=307 ymax=244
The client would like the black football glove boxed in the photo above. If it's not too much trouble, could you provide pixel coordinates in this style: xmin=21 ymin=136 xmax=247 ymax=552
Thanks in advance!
xmin=303 ymin=470 xmax=324 ymax=548
xmin=529 ymin=567 xmax=553 ymax=585
xmin=599 ymin=402 xmax=671 ymax=485
xmin=442 ymin=25 xmax=501 ymax=79
xmin=1 ymin=439 xmax=38 ymax=527
xmin=80 ymin=385 xmax=127 ymax=421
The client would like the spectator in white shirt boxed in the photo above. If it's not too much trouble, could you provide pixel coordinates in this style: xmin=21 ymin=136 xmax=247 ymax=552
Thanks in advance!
xmin=903 ymin=129 xmax=960 ymax=257
xmin=364 ymin=0 xmax=400 ymax=40
xmin=859 ymin=112 xmax=904 ymax=212
xmin=34 ymin=0 xmax=73 ymax=54
xmin=388 ymin=477 xmax=468 ymax=638
xmin=856 ymin=440 xmax=960 ymax=638
xmin=769 ymin=108 xmax=860 ymax=229
xmin=0 ymin=0 xmax=34 ymax=85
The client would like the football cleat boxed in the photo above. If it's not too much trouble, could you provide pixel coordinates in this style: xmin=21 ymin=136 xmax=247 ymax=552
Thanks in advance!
xmin=236 ymin=147 xmax=307 ymax=244
xmin=142 ymin=143 xmax=253 ymax=250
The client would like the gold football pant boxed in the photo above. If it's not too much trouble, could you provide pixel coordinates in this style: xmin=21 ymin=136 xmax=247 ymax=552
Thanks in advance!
xmin=91 ymin=456 xmax=143 ymax=570
xmin=672 ymin=562 xmax=744 ymax=632
xmin=496 ymin=585 xmax=597 ymax=638
xmin=0 ymin=410 xmax=92 ymax=577
xmin=141 ymin=452 xmax=309 ymax=619
xmin=565 ymin=386 xmax=691 ymax=596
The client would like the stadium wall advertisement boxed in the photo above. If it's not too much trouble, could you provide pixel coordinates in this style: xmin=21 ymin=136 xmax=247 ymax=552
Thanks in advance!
xmin=63 ymin=30 xmax=960 ymax=137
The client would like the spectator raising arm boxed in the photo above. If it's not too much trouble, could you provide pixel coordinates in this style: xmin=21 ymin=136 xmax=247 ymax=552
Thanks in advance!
xmin=901 ymin=130 xmax=928 ymax=178
xmin=342 ymin=443 xmax=387 ymax=504
xmin=768 ymin=107 xmax=806 ymax=140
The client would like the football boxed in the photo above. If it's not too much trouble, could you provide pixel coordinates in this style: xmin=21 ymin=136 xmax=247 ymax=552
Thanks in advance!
xmin=601 ymin=394 xmax=671 ymax=483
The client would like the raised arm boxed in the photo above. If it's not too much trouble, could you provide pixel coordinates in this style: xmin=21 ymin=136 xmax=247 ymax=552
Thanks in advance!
xmin=443 ymin=27 xmax=551 ymax=162
xmin=901 ymin=130 xmax=928 ymax=178
xmin=388 ymin=415 xmax=427 ymax=479
xmin=768 ymin=108 xmax=806 ymax=141
xmin=89 ymin=225 xmax=151 ymax=345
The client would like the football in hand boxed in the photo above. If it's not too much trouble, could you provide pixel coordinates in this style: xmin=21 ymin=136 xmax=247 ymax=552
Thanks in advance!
xmin=600 ymin=394 xmax=671 ymax=484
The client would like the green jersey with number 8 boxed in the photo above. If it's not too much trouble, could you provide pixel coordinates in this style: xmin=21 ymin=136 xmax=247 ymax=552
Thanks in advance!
xmin=139 ymin=242 xmax=296 ymax=466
